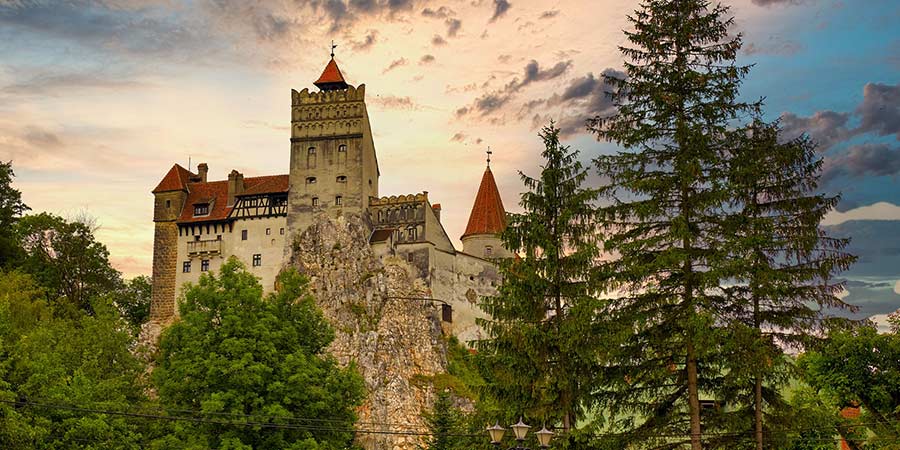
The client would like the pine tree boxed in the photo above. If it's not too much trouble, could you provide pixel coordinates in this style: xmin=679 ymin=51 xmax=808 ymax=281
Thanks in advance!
xmin=478 ymin=124 xmax=603 ymax=434
xmin=588 ymin=1 xmax=756 ymax=448
xmin=424 ymin=390 xmax=464 ymax=450
xmin=720 ymin=119 xmax=856 ymax=449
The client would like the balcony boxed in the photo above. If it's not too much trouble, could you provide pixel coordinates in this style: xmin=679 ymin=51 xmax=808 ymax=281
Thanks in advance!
xmin=187 ymin=239 xmax=221 ymax=257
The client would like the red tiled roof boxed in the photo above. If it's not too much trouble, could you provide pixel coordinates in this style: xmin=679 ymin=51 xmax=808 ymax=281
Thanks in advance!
xmin=152 ymin=164 xmax=193 ymax=193
xmin=314 ymin=58 xmax=349 ymax=90
xmin=176 ymin=174 xmax=289 ymax=223
xmin=462 ymin=167 xmax=506 ymax=239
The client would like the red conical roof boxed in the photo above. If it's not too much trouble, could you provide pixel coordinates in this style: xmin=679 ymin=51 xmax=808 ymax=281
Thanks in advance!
xmin=314 ymin=58 xmax=349 ymax=91
xmin=462 ymin=167 xmax=507 ymax=239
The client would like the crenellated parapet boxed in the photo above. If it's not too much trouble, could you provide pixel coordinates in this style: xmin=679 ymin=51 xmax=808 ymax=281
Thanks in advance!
xmin=291 ymin=85 xmax=368 ymax=140
xmin=369 ymin=192 xmax=428 ymax=206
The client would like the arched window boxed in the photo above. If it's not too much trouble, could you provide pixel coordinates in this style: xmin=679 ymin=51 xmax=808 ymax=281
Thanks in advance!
xmin=338 ymin=144 xmax=347 ymax=153
xmin=484 ymin=246 xmax=493 ymax=257
xmin=308 ymin=147 xmax=316 ymax=155
xmin=407 ymin=226 xmax=417 ymax=241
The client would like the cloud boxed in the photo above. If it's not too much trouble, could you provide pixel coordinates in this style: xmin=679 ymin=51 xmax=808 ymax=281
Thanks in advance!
xmin=1 ymin=71 xmax=146 ymax=97
xmin=419 ymin=54 xmax=436 ymax=65
xmin=22 ymin=127 xmax=62 ymax=147
xmin=497 ymin=54 xmax=511 ymax=63
xmin=822 ymin=202 xmax=900 ymax=226
xmin=751 ymin=0 xmax=804 ymax=5
xmin=779 ymin=110 xmax=852 ymax=150
xmin=445 ymin=18 xmax=462 ymax=37
xmin=855 ymin=82 xmax=900 ymax=140
xmin=539 ymin=10 xmax=559 ymax=19
xmin=421 ymin=6 xmax=454 ymax=19
xmin=382 ymin=58 xmax=408 ymax=73
xmin=351 ymin=30 xmax=378 ymax=51
xmin=432 ymin=34 xmax=447 ymax=46
xmin=490 ymin=0 xmax=511 ymax=22
xmin=457 ymin=59 xmax=573 ymax=117
xmin=370 ymin=95 xmax=418 ymax=110
xmin=450 ymin=132 xmax=467 ymax=142
xmin=743 ymin=39 xmax=803 ymax=56
xmin=538 ymin=69 xmax=624 ymax=137
xmin=841 ymin=143 xmax=900 ymax=177
xmin=895 ymin=280 xmax=900 ymax=295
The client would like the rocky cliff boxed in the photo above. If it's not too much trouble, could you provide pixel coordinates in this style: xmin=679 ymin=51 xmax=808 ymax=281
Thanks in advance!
xmin=287 ymin=213 xmax=448 ymax=450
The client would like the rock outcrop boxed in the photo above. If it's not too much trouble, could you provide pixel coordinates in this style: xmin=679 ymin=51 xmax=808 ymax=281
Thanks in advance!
xmin=287 ymin=213 xmax=448 ymax=450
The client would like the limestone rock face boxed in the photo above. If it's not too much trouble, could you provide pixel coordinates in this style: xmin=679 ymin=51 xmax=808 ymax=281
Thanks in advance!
xmin=287 ymin=213 xmax=447 ymax=450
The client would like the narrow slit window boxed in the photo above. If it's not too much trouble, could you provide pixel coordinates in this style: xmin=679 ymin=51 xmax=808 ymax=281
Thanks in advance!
xmin=335 ymin=195 xmax=342 ymax=206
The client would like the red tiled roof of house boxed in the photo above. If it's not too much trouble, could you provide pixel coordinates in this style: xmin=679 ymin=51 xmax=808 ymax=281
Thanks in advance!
xmin=314 ymin=58 xmax=349 ymax=91
xmin=462 ymin=167 xmax=506 ymax=239
xmin=176 ymin=174 xmax=289 ymax=223
xmin=152 ymin=164 xmax=194 ymax=193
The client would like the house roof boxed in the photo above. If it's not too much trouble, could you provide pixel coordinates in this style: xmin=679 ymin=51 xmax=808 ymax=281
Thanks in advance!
xmin=314 ymin=58 xmax=349 ymax=91
xmin=461 ymin=167 xmax=507 ymax=239
xmin=152 ymin=164 xmax=194 ymax=193
xmin=175 ymin=174 xmax=290 ymax=224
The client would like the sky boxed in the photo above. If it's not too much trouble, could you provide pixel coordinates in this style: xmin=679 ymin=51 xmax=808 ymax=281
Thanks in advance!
xmin=1 ymin=0 xmax=898 ymax=322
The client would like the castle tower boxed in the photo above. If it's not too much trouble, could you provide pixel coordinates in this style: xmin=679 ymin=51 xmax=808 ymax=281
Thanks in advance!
xmin=286 ymin=55 xmax=380 ymax=242
xmin=150 ymin=164 xmax=192 ymax=321
xmin=461 ymin=155 xmax=511 ymax=259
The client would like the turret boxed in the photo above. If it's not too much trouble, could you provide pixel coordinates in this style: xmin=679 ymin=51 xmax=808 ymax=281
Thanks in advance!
xmin=150 ymin=164 xmax=193 ymax=321
xmin=461 ymin=154 xmax=511 ymax=259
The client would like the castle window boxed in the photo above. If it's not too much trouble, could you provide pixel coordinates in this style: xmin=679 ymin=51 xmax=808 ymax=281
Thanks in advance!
xmin=336 ymin=175 xmax=347 ymax=183
xmin=201 ymin=260 xmax=210 ymax=272
xmin=485 ymin=246 xmax=493 ymax=257
xmin=280 ymin=228 xmax=284 ymax=235
xmin=407 ymin=226 xmax=417 ymax=241
xmin=266 ymin=228 xmax=271 ymax=235
xmin=193 ymin=203 xmax=209 ymax=216
xmin=194 ymin=235 xmax=201 ymax=241
xmin=252 ymin=254 xmax=261 ymax=267
xmin=407 ymin=253 xmax=414 ymax=262
xmin=182 ymin=261 xmax=191 ymax=273
xmin=166 ymin=200 xmax=171 ymax=208
xmin=312 ymin=197 xmax=319 ymax=207
xmin=308 ymin=147 xmax=316 ymax=155
xmin=335 ymin=195 xmax=342 ymax=206
xmin=338 ymin=144 xmax=347 ymax=152
xmin=241 ymin=229 xmax=248 ymax=240
xmin=306 ymin=177 xmax=316 ymax=184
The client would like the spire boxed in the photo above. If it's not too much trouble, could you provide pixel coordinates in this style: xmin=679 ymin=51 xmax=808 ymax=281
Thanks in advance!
xmin=314 ymin=42 xmax=349 ymax=91
xmin=462 ymin=164 xmax=507 ymax=239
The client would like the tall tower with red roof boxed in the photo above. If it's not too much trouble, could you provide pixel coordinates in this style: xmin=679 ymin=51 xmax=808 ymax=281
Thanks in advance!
xmin=286 ymin=53 xmax=379 ymax=240
xmin=461 ymin=153 xmax=510 ymax=259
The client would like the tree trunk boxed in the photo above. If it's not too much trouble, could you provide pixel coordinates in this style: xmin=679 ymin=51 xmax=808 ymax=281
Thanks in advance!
xmin=754 ymin=376 xmax=763 ymax=450
xmin=686 ymin=340 xmax=703 ymax=450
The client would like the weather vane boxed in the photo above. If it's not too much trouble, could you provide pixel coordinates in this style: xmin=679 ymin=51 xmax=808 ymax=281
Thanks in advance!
xmin=331 ymin=40 xmax=337 ymax=58
xmin=486 ymin=146 xmax=492 ymax=168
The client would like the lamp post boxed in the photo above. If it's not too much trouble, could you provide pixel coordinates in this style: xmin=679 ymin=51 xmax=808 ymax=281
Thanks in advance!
xmin=486 ymin=418 xmax=554 ymax=450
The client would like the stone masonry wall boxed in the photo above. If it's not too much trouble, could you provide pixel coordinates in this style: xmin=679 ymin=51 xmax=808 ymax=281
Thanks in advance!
xmin=288 ymin=213 xmax=448 ymax=450
xmin=149 ymin=221 xmax=178 ymax=321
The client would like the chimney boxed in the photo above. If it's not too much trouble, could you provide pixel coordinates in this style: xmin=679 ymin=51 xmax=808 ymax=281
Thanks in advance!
xmin=197 ymin=163 xmax=208 ymax=182
xmin=227 ymin=170 xmax=244 ymax=206
xmin=432 ymin=203 xmax=441 ymax=222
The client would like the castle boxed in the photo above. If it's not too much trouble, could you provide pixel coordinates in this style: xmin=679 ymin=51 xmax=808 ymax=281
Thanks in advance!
xmin=149 ymin=55 xmax=511 ymax=342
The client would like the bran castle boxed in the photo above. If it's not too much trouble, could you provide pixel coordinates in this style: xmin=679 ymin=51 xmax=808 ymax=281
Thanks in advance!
xmin=149 ymin=56 xmax=511 ymax=342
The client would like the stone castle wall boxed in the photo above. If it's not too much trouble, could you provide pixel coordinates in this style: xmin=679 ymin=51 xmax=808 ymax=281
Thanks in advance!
xmin=149 ymin=221 xmax=178 ymax=321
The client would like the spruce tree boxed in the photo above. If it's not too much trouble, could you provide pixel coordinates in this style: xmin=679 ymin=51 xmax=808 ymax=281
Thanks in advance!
xmin=478 ymin=124 xmax=603 ymax=434
xmin=589 ymin=1 xmax=755 ymax=448
xmin=720 ymin=119 xmax=856 ymax=449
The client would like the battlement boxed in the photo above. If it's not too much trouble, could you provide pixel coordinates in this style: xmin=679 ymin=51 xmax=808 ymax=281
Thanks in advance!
xmin=369 ymin=193 xmax=428 ymax=206
xmin=291 ymin=84 xmax=366 ymax=106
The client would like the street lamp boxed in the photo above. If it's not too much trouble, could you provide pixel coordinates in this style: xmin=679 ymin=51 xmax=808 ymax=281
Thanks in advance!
xmin=486 ymin=418 xmax=554 ymax=449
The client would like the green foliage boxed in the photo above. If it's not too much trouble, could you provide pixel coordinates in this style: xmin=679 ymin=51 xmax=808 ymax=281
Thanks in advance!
xmin=0 ymin=270 xmax=147 ymax=449
xmin=799 ymin=324 xmax=900 ymax=446
xmin=110 ymin=275 xmax=153 ymax=328
xmin=478 ymin=124 xmax=604 ymax=437
xmin=152 ymin=258 xmax=365 ymax=449
xmin=0 ymin=161 xmax=29 ymax=268
xmin=717 ymin=118 xmax=857 ymax=448
xmin=589 ymin=1 xmax=758 ymax=447
xmin=15 ymin=212 xmax=122 ymax=314
xmin=424 ymin=390 xmax=466 ymax=450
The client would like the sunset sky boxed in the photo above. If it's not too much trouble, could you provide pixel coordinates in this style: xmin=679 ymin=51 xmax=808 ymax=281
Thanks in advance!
xmin=1 ymin=0 xmax=898 ymax=322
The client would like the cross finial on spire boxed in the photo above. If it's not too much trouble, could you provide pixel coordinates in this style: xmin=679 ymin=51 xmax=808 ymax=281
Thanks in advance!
xmin=331 ymin=40 xmax=337 ymax=58
xmin=486 ymin=146 xmax=492 ymax=168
